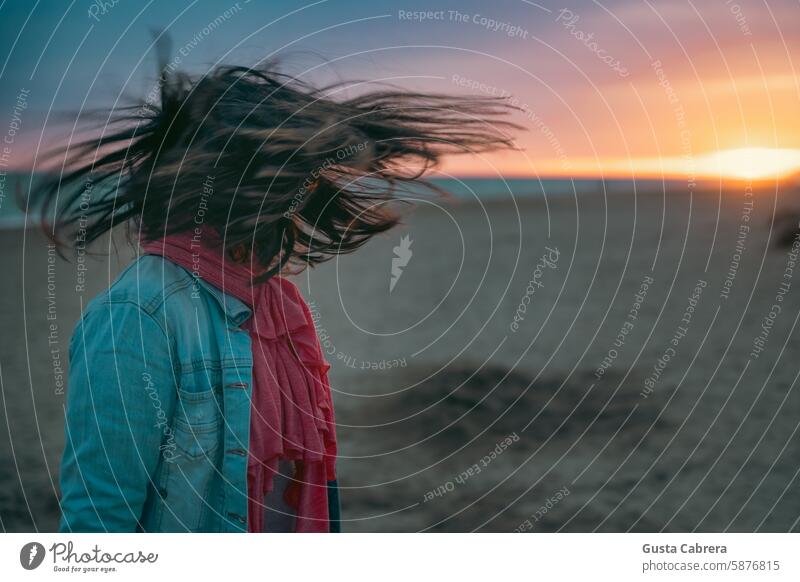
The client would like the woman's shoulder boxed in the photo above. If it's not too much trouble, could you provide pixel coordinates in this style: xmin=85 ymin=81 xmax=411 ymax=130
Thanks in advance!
xmin=85 ymin=254 xmax=197 ymax=318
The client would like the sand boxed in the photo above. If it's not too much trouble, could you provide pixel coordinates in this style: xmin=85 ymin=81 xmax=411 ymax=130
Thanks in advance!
xmin=2 ymin=187 xmax=799 ymax=532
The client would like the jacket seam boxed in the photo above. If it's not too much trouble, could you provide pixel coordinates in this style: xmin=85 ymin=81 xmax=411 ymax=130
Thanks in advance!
xmin=177 ymin=357 xmax=253 ymax=374
xmin=141 ymin=278 xmax=196 ymax=316
xmin=96 ymin=298 xmax=170 ymax=340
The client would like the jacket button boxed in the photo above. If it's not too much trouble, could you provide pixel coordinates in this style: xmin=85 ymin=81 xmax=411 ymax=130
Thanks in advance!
xmin=157 ymin=487 xmax=168 ymax=499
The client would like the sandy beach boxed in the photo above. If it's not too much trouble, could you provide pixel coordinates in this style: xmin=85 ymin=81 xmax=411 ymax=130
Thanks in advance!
xmin=2 ymin=186 xmax=799 ymax=532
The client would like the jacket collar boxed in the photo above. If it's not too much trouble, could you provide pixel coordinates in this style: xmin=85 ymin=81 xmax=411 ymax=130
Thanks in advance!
xmin=195 ymin=277 xmax=253 ymax=326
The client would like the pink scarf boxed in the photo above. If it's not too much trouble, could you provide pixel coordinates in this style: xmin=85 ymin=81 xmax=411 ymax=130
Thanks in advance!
xmin=142 ymin=232 xmax=336 ymax=532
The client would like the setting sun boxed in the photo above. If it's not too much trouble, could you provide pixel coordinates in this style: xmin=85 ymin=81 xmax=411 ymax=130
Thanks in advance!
xmin=445 ymin=147 xmax=800 ymax=182
xmin=696 ymin=147 xmax=800 ymax=181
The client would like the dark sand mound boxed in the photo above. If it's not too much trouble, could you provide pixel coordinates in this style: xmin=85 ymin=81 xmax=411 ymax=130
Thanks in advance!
xmin=351 ymin=363 xmax=671 ymax=451
xmin=335 ymin=363 xmax=675 ymax=532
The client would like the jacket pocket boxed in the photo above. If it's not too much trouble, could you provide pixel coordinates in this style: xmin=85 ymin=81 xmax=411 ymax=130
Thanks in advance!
xmin=154 ymin=387 xmax=222 ymax=531
xmin=172 ymin=387 xmax=221 ymax=460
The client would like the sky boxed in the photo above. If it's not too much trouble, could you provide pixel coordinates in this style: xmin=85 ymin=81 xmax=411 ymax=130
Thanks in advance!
xmin=1 ymin=0 xmax=799 ymax=181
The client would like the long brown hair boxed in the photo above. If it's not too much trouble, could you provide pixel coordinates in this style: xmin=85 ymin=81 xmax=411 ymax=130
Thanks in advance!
xmin=36 ymin=52 xmax=520 ymax=280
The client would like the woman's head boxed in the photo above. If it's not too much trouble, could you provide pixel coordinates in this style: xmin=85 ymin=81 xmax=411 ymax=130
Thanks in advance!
xmin=37 ymin=55 xmax=520 ymax=280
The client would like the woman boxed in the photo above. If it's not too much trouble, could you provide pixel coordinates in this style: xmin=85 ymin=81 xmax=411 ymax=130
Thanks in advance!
xmin=43 ymin=55 xmax=518 ymax=532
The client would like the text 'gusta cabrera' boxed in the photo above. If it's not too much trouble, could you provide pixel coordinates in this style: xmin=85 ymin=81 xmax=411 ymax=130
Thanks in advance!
xmin=643 ymin=544 xmax=728 ymax=554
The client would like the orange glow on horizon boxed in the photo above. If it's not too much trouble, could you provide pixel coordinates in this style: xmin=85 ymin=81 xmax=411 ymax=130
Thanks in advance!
xmin=694 ymin=148 xmax=800 ymax=180
xmin=441 ymin=147 xmax=800 ymax=182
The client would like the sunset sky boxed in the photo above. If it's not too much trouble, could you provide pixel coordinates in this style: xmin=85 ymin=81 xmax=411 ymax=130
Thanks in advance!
xmin=1 ymin=0 xmax=798 ymax=181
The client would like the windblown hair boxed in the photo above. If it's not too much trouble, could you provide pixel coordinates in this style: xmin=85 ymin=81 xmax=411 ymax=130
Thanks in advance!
xmin=36 ymin=56 xmax=520 ymax=280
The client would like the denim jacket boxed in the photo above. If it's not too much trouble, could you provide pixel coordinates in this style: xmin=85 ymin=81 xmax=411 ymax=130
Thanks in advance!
xmin=58 ymin=254 xmax=340 ymax=532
